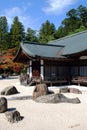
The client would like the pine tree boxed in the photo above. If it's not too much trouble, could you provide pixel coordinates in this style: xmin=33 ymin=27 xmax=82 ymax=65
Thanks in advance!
xmin=55 ymin=5 xmax=87 ymax=39
xmin=25 ymin=28 xmax=38 ymax=42
xmin=77 ymin=5 xmax=87 ymax=27
xmin=39 ymin=20 xmax=56 ymax=43
xmin=10 ymin=16 xmax=25 ymax=48
xmin=0 ymin=16 xmax=8 ymax=49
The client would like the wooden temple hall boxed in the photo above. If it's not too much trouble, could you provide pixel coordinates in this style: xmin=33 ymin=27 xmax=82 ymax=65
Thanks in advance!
xmin=14 ymin=30 xmax=87 ymax=86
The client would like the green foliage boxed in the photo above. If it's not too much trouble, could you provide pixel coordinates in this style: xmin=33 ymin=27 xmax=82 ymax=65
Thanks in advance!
xmin=77 ymin=5 xmax=87 ymax=27
xmin=10 ymin=16 xmax=25 ymax=48
xmin=55 ymin=4 xmax=87 ymax=39
xmin=39 ymin=20 xmax=56 ymax=43
xmin=0 ymin=4 xmax=87 ymax=51
xmin=61 ymin=9 xmax=79 ymax=34
xmin=68 ymin=26 xmax=87 ymax=35
xmin=25 ymin=28 xmax=38 ymax=42
xmin=0 ymin=16 xmax=9 ymax=49
xmin=54 ymin=26 xmax=66 ymax=39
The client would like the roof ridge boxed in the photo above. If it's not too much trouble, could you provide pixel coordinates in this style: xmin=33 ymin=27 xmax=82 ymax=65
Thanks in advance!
xmin=22 ymin=41 xmax=64 ymax=47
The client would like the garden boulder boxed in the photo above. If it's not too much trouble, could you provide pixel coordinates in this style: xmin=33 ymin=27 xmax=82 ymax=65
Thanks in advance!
xmin=0 ymin=97 xmax=7 ymax=113
xmin=5 ymin=110 xmax=23 ymax=123
xmin=33 ymin=83 xmax=54 ymax=100
xmin=35 ymin=93 xmax=81 ymax=104
xmin=1 ymin=86 xmax=19 ymax=95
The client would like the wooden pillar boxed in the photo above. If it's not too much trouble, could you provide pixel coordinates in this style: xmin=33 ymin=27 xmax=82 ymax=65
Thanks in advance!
xmin=27 ymin=65 xmax=29 ymax=74
xmin=29 ymin=60 xmax=32 ymax=79
xmin=40 ymin=60 xmax=44 ymax=80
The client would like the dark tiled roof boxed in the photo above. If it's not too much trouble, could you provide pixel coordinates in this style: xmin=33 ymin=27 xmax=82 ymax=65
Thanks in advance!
xmin=49 ymin=30 xmax=87 ymax=55
xmin=21 ymin=42 xmax=65 ymax=59
xmin=19 ymin=30 xmax=87 ymax=60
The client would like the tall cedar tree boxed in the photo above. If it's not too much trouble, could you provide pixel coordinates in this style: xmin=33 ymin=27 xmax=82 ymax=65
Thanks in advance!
xmin=61 ymin=9 xmax=79 ymax=35
xmin=0 ymin=16 xmax=8 ymax=49
xmin=39 ymin=20 xmax=56 ymax=43
xmin=25 ymin=28 xmax=38 ymax=42
xmin=55 ymin=5 xmax=87 ymax=38
xmin=77 ymin=5 xmax=87 ymax=27
xmin=0 ymin=5 xmax=87 ymax=49
xmin=10 ymin=16 xmax=25 ymax=48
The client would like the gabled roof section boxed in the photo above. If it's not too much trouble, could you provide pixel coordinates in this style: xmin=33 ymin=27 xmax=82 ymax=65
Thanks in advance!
xmin=20 ymin=42 xmax=65 ymax=59
xmin=14 ymin=30 xmax=87 ymax=62
xmin=49 ymin=30 xmax=87 ymax=56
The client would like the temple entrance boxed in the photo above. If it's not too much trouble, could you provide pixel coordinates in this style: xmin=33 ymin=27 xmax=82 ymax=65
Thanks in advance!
xmin=32 ymin=60 xmax=40 ymax=77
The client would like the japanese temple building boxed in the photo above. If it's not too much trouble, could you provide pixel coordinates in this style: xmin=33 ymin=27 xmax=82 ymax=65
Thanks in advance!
xmin=14 ymin=30 xmax=87 ymax=84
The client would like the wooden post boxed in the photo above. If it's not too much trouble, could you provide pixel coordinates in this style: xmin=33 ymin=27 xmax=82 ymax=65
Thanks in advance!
xmin=27 ymin=64 xmax=29 ymax=75
xmin=40 ymin=60 xmax=44 ymax=80
xmin=29 ymin=60 xmax=32 ymax=79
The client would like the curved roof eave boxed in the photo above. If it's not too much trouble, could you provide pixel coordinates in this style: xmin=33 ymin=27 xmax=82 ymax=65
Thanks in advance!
xmin=13 ymin=45 xmax=22 ymax=62
xmin=35 ymin=55 xmax=66 ymax=60
xmin=20 ymin=42 xmax=65 ymax=59
xmin=63 ymin=49 xmax=87 ymax=57
xmin=13 ymin=42 xmax=35 ymax=62
xmin=21 ymin=42 xmax=36 ymax=58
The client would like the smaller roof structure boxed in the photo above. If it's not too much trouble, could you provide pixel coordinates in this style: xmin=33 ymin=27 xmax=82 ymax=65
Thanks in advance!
xmin=14 ymin=42 xmax=66 ymax=62
xmin=21 ymin=42 xmax=65 ymax=58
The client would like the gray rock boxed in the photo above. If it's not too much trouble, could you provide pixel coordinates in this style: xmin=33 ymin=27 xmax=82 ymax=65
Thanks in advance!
xmin=69 ymin=88 xmax=82 ymax=94
xmin=1 ymin=86 xmax=18 ymax=95
xmin=0 ymin=97 xmax=7 ymax=113
xmin=33 ymin=83 xmax=53 ymax=100
xmin=59 ymin=87 xmax=69 ymax=93
xmin=35 ymin=93 xmax=81 ymax=104
xmin=5 ymin=110 xmax=23 ymax=123
xmin=59 ymin=87 xmax=82 ymax=94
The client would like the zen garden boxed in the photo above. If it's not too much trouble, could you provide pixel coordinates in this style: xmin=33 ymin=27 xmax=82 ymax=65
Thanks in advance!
xmin=0 ymin=4 xmax=87 ymax=130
